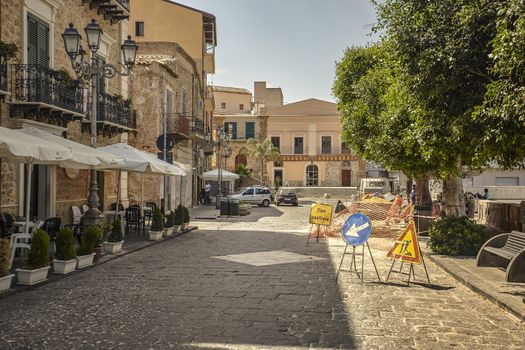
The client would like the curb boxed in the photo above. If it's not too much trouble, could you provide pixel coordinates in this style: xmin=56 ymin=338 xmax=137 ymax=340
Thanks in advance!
xmin=0 ymin=226 xmax=198 ymax=300
xmin=427 ymin=254 xmax=525 ymax=322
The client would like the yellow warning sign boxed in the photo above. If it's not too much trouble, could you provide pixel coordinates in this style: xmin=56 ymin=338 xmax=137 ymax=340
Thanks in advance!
xmin=309 ymin=203 xmax=333 ymax=226
xmin=386 ymin=221 xmax=422 ymax=264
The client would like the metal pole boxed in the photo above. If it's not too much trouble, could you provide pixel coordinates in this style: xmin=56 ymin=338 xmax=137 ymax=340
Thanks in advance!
xmin=84 ymin=52 xmax=103 ymax=225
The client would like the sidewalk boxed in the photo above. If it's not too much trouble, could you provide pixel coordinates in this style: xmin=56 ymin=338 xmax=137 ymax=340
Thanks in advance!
xmin=420 ymin=240 xmax=525 ymax=322
xmin=190 ymin=204 xmax=219 ymax=220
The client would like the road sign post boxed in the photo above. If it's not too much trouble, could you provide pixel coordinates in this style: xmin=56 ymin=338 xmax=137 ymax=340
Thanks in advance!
xmin=385 ymin=221 xmax=431 ymax=286
xmin=336 ymin=213 xmax=381 ymax=283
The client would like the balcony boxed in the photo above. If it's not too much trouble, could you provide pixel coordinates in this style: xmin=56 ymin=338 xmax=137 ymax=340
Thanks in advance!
xmin=278 ymin=146 xmax=356 ymax=162
xmin=10 ymin=64 xmax=85 ymax=124
xmin=94 ymin=92 xmax=135 ymax=132
xmin=165 ymin=113 xmax=190 ymax=141
xmin=84 ymin=0 xmax=130 ymax=24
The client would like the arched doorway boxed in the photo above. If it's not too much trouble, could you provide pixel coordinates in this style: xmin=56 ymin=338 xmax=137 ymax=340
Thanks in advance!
xmin=306 ymin=164 xmax=318 ymax=186
xmin=235 ymin=154 xmax=247 ymax=168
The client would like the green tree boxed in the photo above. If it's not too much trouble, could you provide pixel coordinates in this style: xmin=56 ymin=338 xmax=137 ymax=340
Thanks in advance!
xmin=240 ymin=138 xmax=281 ymax=184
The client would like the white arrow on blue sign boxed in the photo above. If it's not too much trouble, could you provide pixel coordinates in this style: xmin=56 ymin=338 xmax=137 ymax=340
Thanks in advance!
xmin=341 ymin=213 xmax=373 ymax=246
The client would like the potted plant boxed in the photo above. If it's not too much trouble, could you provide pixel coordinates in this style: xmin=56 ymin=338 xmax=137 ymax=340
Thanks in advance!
xmin=164 ymin=211 xmax=174 ymax=237
xmin=15 ymin=229 xmax=50 ymax=285
xmin=76 ymin=226 xmax=102 ymax=269
xmin=149 ymin=208 xmax=164 ymax=241
xmin=182 ymin=206 xmax=190 ymax=231
xmin=174 ymin=205 xmax=184 ymax=233
xmin=103 ymin=219 xmax=124 ymax=254
xmin=0 ymin=237 xmax=14 ymax=292
xmin=53 ymin=227 xmax=76 ymax=274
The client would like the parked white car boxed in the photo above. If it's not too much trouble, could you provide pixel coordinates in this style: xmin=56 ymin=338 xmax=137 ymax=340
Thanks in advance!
xmin=229 ymin=186 xmax=273 ymax=207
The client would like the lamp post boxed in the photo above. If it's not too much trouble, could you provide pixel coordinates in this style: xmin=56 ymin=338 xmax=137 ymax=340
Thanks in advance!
xmin=62 ymin=19 xmax=137 ymax=225
xmin=215 ymin=127 xmax=231 ymax=203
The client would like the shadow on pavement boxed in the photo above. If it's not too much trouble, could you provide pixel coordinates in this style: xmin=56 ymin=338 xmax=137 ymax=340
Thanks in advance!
xmin=0 ymin=228 xmax=357 ymax=349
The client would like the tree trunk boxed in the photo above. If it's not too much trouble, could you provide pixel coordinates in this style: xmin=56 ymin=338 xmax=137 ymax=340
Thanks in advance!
xmin=415 ymin=177 xmax=432 ymax=207
xmin=442 ymin=175 xmax=465 ymax=217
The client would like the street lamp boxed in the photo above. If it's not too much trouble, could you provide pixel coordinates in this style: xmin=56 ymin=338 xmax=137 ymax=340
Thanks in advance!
xmin=215 ymin=127 xmax=232 ymax=204
xmin=62 ymin=19 xmax=137 ymax=225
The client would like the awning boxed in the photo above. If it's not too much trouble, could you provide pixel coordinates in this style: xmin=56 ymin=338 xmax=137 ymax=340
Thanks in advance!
xmin=200 ymin=169 xmax=240 ymax=181
xmin=19 ymin=127 xmax=124 ymax=170
xmin=97 ymin=143 xmax=186 ymax=176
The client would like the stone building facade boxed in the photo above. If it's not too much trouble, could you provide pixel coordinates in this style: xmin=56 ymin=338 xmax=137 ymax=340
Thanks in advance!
xmin=0 ymin=0 xmax=134 ymax=223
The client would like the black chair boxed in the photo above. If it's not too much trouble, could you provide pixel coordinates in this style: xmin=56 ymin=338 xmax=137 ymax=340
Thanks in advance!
xmin=144 ymin=202 xmax=157 ymax=225
xmin=0 ymin=213 xmax=15 ymax=238
xmin=42 ymin=217 xmax=61 ymax=255
xmin=65 ymin=216 xmax=86 ymax=245
xmin=110 ymin=203 xmax=125 ymax=211
xmin=125 ymin=207 xmax=145 ymax=236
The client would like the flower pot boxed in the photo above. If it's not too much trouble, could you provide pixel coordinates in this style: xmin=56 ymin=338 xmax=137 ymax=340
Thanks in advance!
xmin=149 ymin=230 xmax=163 ymax=241
xmin=76 ymin=253 xmax=96 ymax=269
xmin=16 ymin=266 xmax=50 ymax=285
xmin=94 ymin=245 xmax=103 ymax=261
xmin=163 ymin=228 xmax=173 ymax=237
xmin=53 ymin=258 xmax=77 ymax=274
xmin=103 ymin=241 xmax=123 ymax=254
xmin=0 ymin=274 xmax=15 ymax=292
xmin=173 ymin=225 xmax=181 ymax=233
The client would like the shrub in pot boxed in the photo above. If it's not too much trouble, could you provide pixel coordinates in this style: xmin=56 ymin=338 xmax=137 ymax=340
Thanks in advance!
xmin=16 ymin=229 xmax=50 ymax=285
xmin=0 ymin=237 xmax=14 ymax=292
xmin=174 ymin=205 xmax=184 ymax=233
xmin=103 ymin=219 xmax=124 ymax=254
xmin=182 ymin=206 xmax=190 ymax=230
xmin=76 ymin=225 xmax=102 ymax=268
xmin=164 ymin=211 xmax=174 ymax=237
xmin=149 ymin=208 xmax=164 ymax=241
xmin=53 ymin=227 xmax=77 ymax=274
xmin=428 ymin=216 xmax=490 ymax=256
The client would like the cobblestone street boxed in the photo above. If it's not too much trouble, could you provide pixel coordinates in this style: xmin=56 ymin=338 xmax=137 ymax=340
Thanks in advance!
xmin=1 ymin=202 xmax=525 ymax=349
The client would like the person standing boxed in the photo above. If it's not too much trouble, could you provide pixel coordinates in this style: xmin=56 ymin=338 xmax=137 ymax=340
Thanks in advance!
xmin=483 ymin=188 xmax=490 ymax=200
xmin=410 ymin=184 xmax=417 ymax=205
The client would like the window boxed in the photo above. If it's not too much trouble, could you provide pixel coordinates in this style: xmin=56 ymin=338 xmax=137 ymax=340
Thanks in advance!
xmin=179 ymin=88 xmax=187 ymax=114
xmin=135 ymin=21 xmax=144 ymax=36
xmin=221 ymin=102 xmax=226 ymax=109
xmin=321 ymin=136 xmax=332 ymax=154
xmin=306 ymin=164 xmax=319 ymax=186
xmin=256 ymin=188 xmax=270 ymax=195
xmin=95 ymin=55 xmax=106 ymax=95
xmin=27 ymin=13 xmax=49 ymax=67
xmin=294 ymin=137 xmax=304 ymax=154
xmin=224 ymin=122 xmax=237 ymax=139
xmin=245 ymin=122 xmax=255 ymax=139
xmin=495 ymin=177 xmax=519 ymax=186
xmin=239 ymin=104 xmax=244 ymax=110
xmin=271 ymin=136 xmax=280 ymax=149
xmin=341 ymin=141 xmax=351 ymax=154
xmin=243 ymin=188 xmax=254 ymax=195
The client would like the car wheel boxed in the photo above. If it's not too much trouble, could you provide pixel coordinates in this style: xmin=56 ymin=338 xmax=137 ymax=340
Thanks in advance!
xmin=262 ymin=199 xmax=270 ymax=207
xmin=293 ymin=203 xmax=298 ymax=206
xmin=276 ymin=202 xmax=280 ymax=206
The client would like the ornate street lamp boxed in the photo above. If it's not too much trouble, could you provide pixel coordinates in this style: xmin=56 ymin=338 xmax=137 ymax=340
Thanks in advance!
xmin=62 ymin=19 xmax=138 ymax=225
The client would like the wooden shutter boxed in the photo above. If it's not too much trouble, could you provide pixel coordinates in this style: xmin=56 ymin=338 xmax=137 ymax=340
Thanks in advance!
xmin=245 ymin=122 xmax=254 ymax=139
xmin=27 ymin=14 xmax=49 ymax=67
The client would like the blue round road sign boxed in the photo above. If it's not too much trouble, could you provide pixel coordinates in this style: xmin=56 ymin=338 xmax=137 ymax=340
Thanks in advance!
xmin=342 ymin=213 xmax=372 ymax=246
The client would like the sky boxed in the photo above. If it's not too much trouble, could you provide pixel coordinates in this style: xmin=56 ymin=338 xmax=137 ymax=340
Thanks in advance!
xmin=172 ymin=0 xmax=379 ymax=104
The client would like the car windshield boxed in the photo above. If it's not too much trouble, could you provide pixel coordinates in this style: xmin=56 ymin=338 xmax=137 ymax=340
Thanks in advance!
xmin=279 ymin=190 xmax=296 ymax=196
xmin=234 ymin=187 xmax=247 ymax=194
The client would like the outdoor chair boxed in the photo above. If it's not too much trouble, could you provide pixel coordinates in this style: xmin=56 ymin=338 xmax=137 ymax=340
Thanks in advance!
xmin=65 ymin=216 xmax=86 ymax=245
xmin=82 ymin=205 xmax=90 ymax=214
xmin=71 ymin=206 xmax=83 ymax=225
xmin=110 ymin=203 xmax=125 ymax=212
xmin=41 ymin=217 xmax=61 ymax=255
xmin=9 ymin=220 xmax=44 ymax=264
xmin=0 ymin=213 xmax=15 ymax=238
xmin=125 ymin=207 xmax=145 ymax=236
xmin=144 ymin=202 xmax=157 ymax=225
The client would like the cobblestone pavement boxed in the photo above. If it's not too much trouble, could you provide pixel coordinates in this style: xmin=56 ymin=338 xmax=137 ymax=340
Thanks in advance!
xmin=1 ymin=202 xmax=525 ymax=349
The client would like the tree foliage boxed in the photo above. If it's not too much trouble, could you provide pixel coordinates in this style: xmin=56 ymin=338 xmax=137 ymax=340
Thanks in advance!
xmin=240 ymin=138 xmax=280 ymax=183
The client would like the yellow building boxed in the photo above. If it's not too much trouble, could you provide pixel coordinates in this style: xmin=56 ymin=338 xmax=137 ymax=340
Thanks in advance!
xmin=264 ymin=99 xmax=365 ymax=187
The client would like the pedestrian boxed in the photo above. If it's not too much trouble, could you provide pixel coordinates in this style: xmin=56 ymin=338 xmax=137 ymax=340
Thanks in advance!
xmin=204 ymin=182 xmax=211 ymax=204
xmin=410 ymin=184 xmax=417 ymax=205
xmin=483 ymin=188 xmax=490 ymax=200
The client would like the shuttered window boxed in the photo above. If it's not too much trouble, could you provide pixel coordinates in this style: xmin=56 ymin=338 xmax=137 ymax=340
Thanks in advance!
xmin=224 ymin=122 xmax=237 ymax=139
xmin=95 ymin=55 xmax=106 ymax=94
xmin=27 ymin=13 xmax=49 ymax=67
xmin=245 ymin=122 xmax=255 ymax=139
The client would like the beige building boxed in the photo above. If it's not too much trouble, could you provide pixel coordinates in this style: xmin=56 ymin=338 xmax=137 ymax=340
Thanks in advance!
xmin=130 ymin=0 xmax=216 ymax=204
xmin=264 ymin=98 xmax=365 ymax=187
xmin=0 ymin=0 xmax=134 ymax=222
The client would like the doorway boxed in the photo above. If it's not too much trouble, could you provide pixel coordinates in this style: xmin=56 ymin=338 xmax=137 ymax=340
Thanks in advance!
xmin=274 ymin=169 xmax=283 ymax=187
xmin=25 ymin=165 xmax=52 ymax=220
xmin=342 ymin=169 xmax=352 ymax=187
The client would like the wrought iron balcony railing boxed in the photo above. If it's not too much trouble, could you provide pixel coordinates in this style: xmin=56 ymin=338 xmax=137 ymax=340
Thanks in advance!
xmin=10 ymin=64 xmax=84 ymax=115
xmin=191 ymin=117 xmax=205 ymax=135
xmin=165 ymin=113 xmax=190 ymax=137
xmin=97 ymin=93 xmax=135 ymax=129
xmin=84 ymin=0 xmax=130 ymax=24
xmin=0 ymin=64 xmax=7 ymax=93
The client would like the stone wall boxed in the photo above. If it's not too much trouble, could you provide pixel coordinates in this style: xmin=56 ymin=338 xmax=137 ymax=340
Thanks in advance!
xmin=324 ymin=161 xmax=341 ymax=187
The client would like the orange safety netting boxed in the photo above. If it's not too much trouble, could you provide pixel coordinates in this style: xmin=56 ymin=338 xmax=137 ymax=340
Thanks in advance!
xmin=322 ymin=195 xmax=414 ymax=238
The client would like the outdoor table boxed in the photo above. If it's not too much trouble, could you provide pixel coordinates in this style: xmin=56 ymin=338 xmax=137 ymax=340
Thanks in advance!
xmin=13 ymin=221 xmax=36 ymax=233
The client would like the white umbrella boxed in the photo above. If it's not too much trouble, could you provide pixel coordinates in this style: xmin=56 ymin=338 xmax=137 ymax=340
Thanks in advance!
xmin=200 ymin=169 xmax=240 ymax=181
xmin=19 ymin=127 xmax=124 ymax=170
xmin=0 ymin=126 xmax=73 ymax=236
xmin=97 ymin=143 xmax=186 ymax=216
